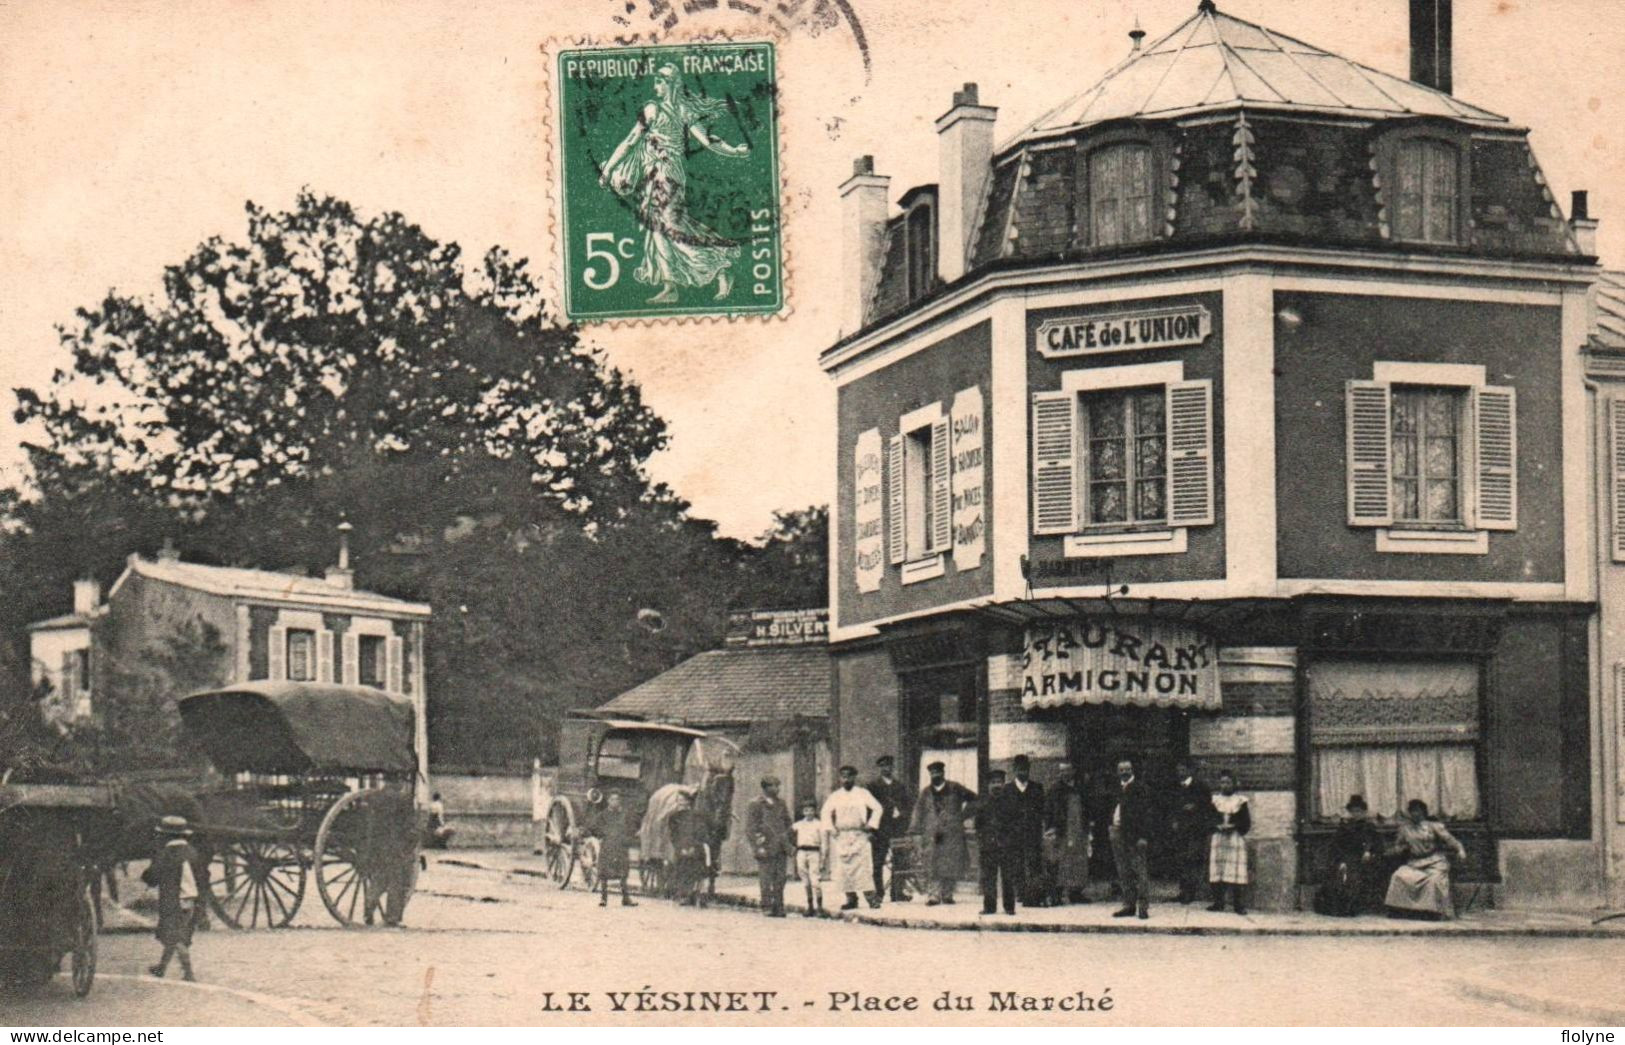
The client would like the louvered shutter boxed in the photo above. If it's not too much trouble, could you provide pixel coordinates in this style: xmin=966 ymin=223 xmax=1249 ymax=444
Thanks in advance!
xmin=1032 ymin=391 xmax=1078 ymax=535
xmin=316 ymin=629 xmax=334 ymax=682
xmin=386 ymin=636 xmax=405 ymax=694
xmin=342 ymin=633 xmax=360 ymax=685
xmin=267 ymin=625 xmax=286 ymax=681
xmin=1611 ymin=399 xmax=1625 ymax=561
xmin=928 ymin=416 xmax=952 ymax=553
xmin=1346 ymin=381 xmax=1393 ymax=526
xmin=1165 ymin=379 xmax=1214 ymax=527
xmin=887 ymin=434 xmax=906 ymax=564
xmin=1472 ymin=385 xmax=1517 ymax=530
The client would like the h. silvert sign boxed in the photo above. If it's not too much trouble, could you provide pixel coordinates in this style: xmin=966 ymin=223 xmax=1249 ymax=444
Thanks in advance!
xmin=1036 ymin=304 xmax=1212 ymax=357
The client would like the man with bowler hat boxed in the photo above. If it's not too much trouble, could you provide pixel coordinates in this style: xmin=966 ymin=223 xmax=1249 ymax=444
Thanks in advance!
xmin=867 ymin=755 xmax=912 ymax=903
xmin=1006 ymin=754 xmax=1047 ymax=905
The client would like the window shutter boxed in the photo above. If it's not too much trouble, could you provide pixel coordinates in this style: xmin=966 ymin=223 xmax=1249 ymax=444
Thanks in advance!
xmin=1346 ymin=380 xmax=1393 ymax=526
xmin=928 ymin=416 xmax=952 ymax=553
xmin=1165 ymin=379 xmax=1214 ymax=527
xmin=1612 ymin=399 xmax=1625 ymax=561
xmin=887 ymin=434 xmax=906 ymax=564
xmin=1473 ymin=385 xmax=1517 ymax=531
xmin=316 ymin=630 xmax=334 ymax=682
xmin=60 ymin=650 xmax=76 ymax=699
xmin=1032 ymin=391 xmax=1078 ymax=534
xmin=386 ymin=636 xmax=405 ymax=694
xmin=342 ymin=633 xmax=360 ymax=685
xmin=267 ymin=624 xmax=287 ymax=681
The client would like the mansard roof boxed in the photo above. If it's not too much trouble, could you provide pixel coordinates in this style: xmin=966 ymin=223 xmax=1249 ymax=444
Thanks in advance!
xmin=1006 ymin=2 xmax=1508 ymax=150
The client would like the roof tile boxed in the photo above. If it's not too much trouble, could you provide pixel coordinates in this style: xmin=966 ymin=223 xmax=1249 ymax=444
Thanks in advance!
xmin=596 ymin=647 xmax=830 ymax=726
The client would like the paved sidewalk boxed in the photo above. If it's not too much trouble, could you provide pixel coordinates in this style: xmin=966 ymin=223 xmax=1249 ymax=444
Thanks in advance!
xmin=440 ymin=848 xmax=1625 ymax=940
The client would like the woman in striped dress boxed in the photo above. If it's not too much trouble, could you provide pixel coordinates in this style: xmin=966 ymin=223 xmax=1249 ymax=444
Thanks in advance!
xmin=1206 ymin=771 xmax=1251 ymax=915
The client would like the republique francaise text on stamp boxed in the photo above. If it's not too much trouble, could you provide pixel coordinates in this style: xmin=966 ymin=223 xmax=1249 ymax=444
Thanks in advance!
xmin=552 ymin=40 xmax=784 ymax=323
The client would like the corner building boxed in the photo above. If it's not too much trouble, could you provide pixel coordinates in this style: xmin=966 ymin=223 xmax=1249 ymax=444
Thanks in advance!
xmin=823 ymin=0 xmax=1608 ymax=909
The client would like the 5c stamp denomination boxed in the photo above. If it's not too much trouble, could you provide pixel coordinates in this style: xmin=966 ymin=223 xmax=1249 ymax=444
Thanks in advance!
xmin=553 ymin=40 xmax=784 ymax=323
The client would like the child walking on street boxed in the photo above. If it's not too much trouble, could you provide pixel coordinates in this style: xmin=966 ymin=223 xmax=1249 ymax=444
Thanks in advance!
xmin=792 ymin=801 xmax=825 ymax=917
xmin=143 ymin=815 xmax=203 ymax=981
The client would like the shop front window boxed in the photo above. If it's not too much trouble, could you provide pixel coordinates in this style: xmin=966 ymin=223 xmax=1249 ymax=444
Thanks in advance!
xmin=1307 ymin=658 xmax=1480 ymax=821
xmin=902 ymin=664 xmax=980 ymax=791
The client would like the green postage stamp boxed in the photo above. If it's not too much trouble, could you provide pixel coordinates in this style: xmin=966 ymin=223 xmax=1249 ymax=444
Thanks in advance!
xmin=553 ymin=40 xmax=784 ymax=323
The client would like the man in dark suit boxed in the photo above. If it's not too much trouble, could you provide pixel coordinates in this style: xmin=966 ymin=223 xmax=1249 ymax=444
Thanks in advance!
xmin=745 ymin=775 xmax=794 ymax=917
xmin=1168 ymin=760 xmax=1215 ymax=904
xmin=1109 ymin=757 xmax=1155 ymax=919
xmin=866 ymin=755 xmax=913 ymax=903
xmin=1006 ymin=754 xmax=1048 ymax=906
xmin=975 ymin=770 xmax=1022 ymax=915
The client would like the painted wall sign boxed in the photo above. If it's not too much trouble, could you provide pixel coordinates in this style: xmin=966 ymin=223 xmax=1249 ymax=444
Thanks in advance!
xmin=725 ymin=608 xmax=829 ymax=647
xmin=854 ymin=427 xmax=883 ymax=593
xmin=1036 ymin=304 xmax=1212 ymax=358
xmin=1021 ymin=618 xmax=1220 ymax=711
xmin=949 ymin=387 xmax=985 ymax=572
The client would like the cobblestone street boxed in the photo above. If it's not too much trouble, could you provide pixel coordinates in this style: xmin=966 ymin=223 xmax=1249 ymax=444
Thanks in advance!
xmin=7 ymin=858 xmax=1624 ymax=1026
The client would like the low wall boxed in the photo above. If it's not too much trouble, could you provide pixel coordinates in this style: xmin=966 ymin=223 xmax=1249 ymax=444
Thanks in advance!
xmin=428 ymin=768 xmax=537 ymax=849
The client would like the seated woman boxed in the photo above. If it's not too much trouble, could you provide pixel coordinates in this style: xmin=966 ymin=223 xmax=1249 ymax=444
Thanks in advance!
xmin=1315 ymin=794 xmax=1381 ymax=917
xmin=1384 ymin=799 xmax=1467 ymax=920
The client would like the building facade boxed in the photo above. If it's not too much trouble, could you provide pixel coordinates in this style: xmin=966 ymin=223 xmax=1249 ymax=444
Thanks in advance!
xmin=824 ymin=0 xmax=1606 ymax=909
xmin=28 ymin=544 xmax=432 ymax=784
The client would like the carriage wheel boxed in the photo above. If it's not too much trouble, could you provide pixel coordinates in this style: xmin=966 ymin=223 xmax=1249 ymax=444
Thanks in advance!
xmin=577 ymin=837 xmax=599 ymax=892
xmin=207 ymin=840 xmax=307 ymax=930
xmin=543 ymin=801 xmax=576 ymax=889
xmin=71 ymin=882 xmax=96 ymax=998
xmin=314 ymin=789 xmax=418 ymax=927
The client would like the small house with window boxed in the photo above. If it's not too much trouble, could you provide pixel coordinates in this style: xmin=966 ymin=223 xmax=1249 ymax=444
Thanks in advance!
xmin=826 ymin=0 xmax=1607 ymax=909
xmin=26 ymin=540 xmax=432 ymax=782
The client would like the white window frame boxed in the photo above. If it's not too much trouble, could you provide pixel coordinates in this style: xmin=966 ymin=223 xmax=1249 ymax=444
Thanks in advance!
xmin=897 ymin=401 xmax=949 ymax=581
xmin=1055 ymin=360 xmax=1198 ymax=559
xmin=1361 ymin=361 xmax=1507 ymax=556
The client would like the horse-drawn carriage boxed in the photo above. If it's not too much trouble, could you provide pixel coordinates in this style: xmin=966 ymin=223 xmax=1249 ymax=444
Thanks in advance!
xmin=0 ymin=780 xmax=112 ymax=995
xmin=176 ymin=681 xmax=424 ymax=929
xmin=539 ymin=714 xmax=737 ymax=896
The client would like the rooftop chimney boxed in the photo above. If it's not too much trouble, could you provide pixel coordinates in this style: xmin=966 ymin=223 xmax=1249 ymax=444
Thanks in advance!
xmin=1409 ymin=0 xmax=1453 ymax=94
xmin=156 ymin=537 xmax=180 ymax=563
xmin=326 ymin=519 xmax=355 ymax=590
xmin=935 ymin=83 xmax=997 ymax=284
xmin=72 ymin=576 xmax=101 ymax=616
xmin=1571 ymin=190 xmax=1599 ymax=256
xmin=839 ymin=155 xmax=891 ymax=336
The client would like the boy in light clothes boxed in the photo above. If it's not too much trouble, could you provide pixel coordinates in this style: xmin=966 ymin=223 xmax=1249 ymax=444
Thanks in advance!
xmin=792 ymin=800 xmax=826 ymax=916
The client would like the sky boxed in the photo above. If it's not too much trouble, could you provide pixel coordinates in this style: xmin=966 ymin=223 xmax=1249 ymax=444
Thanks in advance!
xmin=1 ymin=0 xmax=1621 ymax=539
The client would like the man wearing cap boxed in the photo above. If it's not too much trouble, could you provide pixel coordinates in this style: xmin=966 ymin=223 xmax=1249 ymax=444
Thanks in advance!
xmin=745 ymin=775 xmax=794 ymax=917
xmin=820 ymin=765 xmax=884 ymax=910
xmin=141 ymin=815 xmax=205 ymax=981
xmin=910 ymin=761 xmax=976 ymax=905
xmin=866 ymin=755 xmax=912 ymax=904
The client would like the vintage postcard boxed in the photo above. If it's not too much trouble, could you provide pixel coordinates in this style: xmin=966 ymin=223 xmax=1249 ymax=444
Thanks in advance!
xmin=2 ymin=0 xmax=1624 ymax=1034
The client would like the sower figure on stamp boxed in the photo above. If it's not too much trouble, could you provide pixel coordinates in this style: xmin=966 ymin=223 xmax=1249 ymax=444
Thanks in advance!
xmin=1006 ymin=754 xmax=1047 ymax=906
xmin=975 ymin=770 xmax=1022 ymax=916
xmin=143 ymin=815 xmax=205 ymax=981
xmin=746 ymin=775 xmax=794 ymax=917
xmin=910 ymin=761 xmax=976 ymax=906
xmin=1109 ymin=758 xmax=1154 ymax=920
xmin=598 ymin=64 xmax=749 ymax=305
xmin=598 ymin=791 xmax=638 ymax=908
xmin=820 ymin=766 xmax=883 ymax=911
xmin=1169 ymin=760 xmax=1215 ymax=905
xmin=867 ymin=755 xmax=913 ymax=903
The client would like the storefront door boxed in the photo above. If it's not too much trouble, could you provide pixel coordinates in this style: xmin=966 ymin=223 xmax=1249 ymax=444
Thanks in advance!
xmin=1067 ymin=706 xmax=1191 ymax=883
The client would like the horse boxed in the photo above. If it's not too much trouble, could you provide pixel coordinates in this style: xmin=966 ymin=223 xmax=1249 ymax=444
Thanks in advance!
xmin=638 ymin=766 xmax=734 ymax=902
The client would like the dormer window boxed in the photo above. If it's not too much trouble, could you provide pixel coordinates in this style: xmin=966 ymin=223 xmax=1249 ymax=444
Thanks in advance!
xmin=1394 ymin=138 xmax=1459 ymax=244
xmin=904 ymin=202 xmax=935 ymax=300
xmin=1089 ymin=143 xmax=1156 ymax=247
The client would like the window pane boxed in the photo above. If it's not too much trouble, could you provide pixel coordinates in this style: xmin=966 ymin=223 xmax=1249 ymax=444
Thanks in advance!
xmin=1425 ymin=479 xmax=1458 ymax=521
xmin=1423 ymin=390 xmax=1457 ymax=436
xmin=1132 ymin=390 xmax=1163 ymax=433
xmin=1424 ymin=436 xmax=1457 ymax=479
xmin=288 ymin=631 xmax=314 ymax=682
xmin=1091 ymin=482 xmax=1127 ymax=523
xmin=1135 ymin=435 xmax=1165 ymax=478
xmin=1392 ymin=392 xmax=1419 ymax=435
xmin=1394 ymin=478 xmax=1420 ymax=521
xmin=1393 ymin=434 xmax=1418 ymax=478
xmin=1088 ymin=399 xmax=1125 ymax=439
xmin=1090 ymin=438 xmax=1125 ymax=480
xmin=1136 ymin=478 xmax=1166 ymax=521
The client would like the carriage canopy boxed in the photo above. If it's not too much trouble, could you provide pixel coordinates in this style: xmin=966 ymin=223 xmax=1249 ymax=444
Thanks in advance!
xmin=178 ymin=681 xmax=416 ymax=776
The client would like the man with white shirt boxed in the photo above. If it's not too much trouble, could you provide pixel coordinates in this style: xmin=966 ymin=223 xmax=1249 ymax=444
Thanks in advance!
xmin=820 ymin=765 xmax=883 ymax=910
xmin=1109 ymin=757 xmax=1154 ymax=919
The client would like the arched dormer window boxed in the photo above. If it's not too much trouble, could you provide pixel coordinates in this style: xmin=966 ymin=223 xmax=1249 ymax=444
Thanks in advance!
xmin=1394 ymin=138 xmax=1460 ymax=244
xmin=1089 ymin=142 xmax=1156 ymax=247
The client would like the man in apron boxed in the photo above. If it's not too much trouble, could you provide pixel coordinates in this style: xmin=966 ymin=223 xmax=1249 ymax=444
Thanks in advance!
xmin=820 ymin=765 xmax=883 ymax=910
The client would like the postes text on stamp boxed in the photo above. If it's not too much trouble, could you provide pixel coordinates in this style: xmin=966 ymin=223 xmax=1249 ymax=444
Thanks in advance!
xmin=554 ymin=41 xmax=783 ymax=322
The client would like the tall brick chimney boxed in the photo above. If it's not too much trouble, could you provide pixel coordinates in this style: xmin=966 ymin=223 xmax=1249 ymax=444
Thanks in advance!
xmin=935 ymin=83 xmax=996 ymax=284
xmin=839 ymin=155 xmax=891 ymax=336
xmin=1409 ymin=0 xmax=1453 ymax=94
